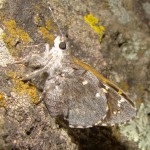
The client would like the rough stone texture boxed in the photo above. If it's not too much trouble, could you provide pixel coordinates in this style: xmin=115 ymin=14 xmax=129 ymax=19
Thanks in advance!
xmin=0 ymin=28 xmax=15 ymax=67
xmin=120 ymin=103 xmax=150 ymax=150
xmin=0 ymin=0 xmax=149 ymax=150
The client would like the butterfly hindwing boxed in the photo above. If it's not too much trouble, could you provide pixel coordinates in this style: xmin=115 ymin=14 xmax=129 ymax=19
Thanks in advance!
xmin=101 ymin=84 xmax=136 ymax=125
xmin=72 ymin=57 xmax=136 ymax=126
xmin=44 ymin=77 xmax=68 ymax=117
xmin=44 ymin=70 xmax=108 ymax=128
xmin=64 ymin=71 xmax=108 ymax=128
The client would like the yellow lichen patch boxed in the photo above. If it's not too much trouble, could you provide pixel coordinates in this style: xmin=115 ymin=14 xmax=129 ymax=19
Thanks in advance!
xmin=17 ymin=29 xmax=31 ymax=43
xmin=45 ymin=20 xmax=53 ymax=30
xmin=84 ymin=14 xmax=105 ymax=42
xmin=2 ymin=20 xmax=31 ymax=55
xmin=34 ymin=5 xmax=40 ymax=12
xmin=84 ymin=14 xmax=99 ymax=26
xmin=39 ymin=26 xmax=54 ymax=44
xmin=0 ymin=93 xmax=7 ymax=108
xmin=7 ymin=72 xmax=39 ymax=104
xmin=37 ymin=18 xmax=57 ymax=45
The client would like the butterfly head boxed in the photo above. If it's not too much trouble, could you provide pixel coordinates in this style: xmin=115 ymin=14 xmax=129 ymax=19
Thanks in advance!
xmin=49 ymin=35 xmax=72 ymax=64
xmin=54 ymin=36 xmax=69 ymax=51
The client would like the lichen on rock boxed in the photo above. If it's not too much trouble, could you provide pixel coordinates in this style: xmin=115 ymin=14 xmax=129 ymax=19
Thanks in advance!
xmin=0 ymin=28 xmax=15 ymax=66
xmin=120 ymin=103 xmax=150 ymax=150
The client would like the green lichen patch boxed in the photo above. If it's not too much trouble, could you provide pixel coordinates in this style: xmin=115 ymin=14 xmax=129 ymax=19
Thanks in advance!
xmin=84 ymin=14 xmax=105 ymax=42
xmin=120 ymin=103 xmax=150 ymax=150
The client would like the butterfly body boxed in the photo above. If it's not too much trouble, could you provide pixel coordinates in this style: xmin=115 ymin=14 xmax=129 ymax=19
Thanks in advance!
xmin=25 ymin=36 xmax=136 ymax=128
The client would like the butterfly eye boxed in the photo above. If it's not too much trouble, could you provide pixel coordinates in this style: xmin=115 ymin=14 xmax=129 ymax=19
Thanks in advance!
xmin=59 ymin=42 xmax=66 ymax=50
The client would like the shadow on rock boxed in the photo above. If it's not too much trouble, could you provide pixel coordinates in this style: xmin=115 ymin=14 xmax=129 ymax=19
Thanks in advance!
xmin=56 ymin=117 xmax=127 ymax=150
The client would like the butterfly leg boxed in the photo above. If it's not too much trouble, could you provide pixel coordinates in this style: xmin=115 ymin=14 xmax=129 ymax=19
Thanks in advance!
xmin=24 ymin=43 xmax=51 ymax=69
xmin=24 ymin=54 xmax=46 ymax=69
xmin=23 ymin=68 xmax=47 ymax=80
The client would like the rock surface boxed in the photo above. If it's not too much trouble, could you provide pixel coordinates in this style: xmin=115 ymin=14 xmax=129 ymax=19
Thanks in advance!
xmin=0 ymin=0 xmax=149 ymax=150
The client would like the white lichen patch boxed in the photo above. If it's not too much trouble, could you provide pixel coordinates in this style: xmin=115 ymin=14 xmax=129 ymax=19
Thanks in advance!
xmin=143 ymin=2 xmax=150 ymax=15
xmin=0 ymin=0 xmax=6 ymax=9
xmin=0 ymin=28 xmax=15 ymax=67
xmin=108 ymin=0 xmax=131 ymax=24
xmin=120 ymin=103 xmax=150 ymax=150
xmin=121 ymin=32 xmax=149 ymax=61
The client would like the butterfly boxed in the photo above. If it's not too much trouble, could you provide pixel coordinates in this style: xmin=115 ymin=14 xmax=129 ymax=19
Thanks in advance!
xmin=24 ymin=35 xmax=136 ymax=128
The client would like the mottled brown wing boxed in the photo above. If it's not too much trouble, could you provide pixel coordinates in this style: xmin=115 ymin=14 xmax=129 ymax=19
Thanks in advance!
xmin=44 ymin=71 xmax=108 ymax=128
xmin=101 ymin=85 xmax=136 ymax=125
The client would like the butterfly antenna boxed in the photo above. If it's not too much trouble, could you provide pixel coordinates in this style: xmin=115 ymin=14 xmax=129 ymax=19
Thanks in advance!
xmin=48 ymin=4 xmax=63 ymax=37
